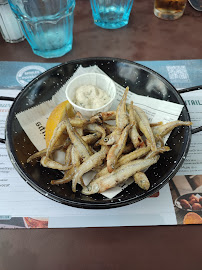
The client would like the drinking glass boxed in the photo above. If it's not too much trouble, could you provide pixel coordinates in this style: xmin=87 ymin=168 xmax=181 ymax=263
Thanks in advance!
xmin=154 ymin=0 xmax=187 ymax=20
xmin=0 ymin=0 xmax=24 ymax=43
xmin=8 ymin=0 xmax=75 ymax=58
xmin=90 ymin=0 xmax=134 ymax=29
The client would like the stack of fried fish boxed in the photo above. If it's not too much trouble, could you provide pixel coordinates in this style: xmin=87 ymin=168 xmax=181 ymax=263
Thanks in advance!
xmin=27 ymin=87 xmax=192 ymax=195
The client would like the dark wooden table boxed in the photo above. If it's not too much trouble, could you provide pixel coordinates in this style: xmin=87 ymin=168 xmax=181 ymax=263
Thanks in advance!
xmin=0 ymin=0 xmax=202 ymax=63
xmin=0 ymin=0 xmax=202 ymax=269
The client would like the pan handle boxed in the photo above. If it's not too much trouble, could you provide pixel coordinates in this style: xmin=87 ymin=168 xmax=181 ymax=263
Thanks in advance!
xmin=0 ymin=96 xmax=15 ymax=144
xmin=178 ymin=85 xmax=202 ymax=94
xmin=178 ymin=85 xmax=202 ymax=135
xmin=0 ymin=96 xmax=15 ymax=102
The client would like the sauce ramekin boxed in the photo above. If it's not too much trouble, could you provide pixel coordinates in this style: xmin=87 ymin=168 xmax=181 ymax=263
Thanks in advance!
xmin=65 ymin=73 xmax=116 ymax=118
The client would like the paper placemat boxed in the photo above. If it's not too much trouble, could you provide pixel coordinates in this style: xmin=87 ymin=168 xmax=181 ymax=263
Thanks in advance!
xmin=0 ymin=59 xmax=202 ymax=228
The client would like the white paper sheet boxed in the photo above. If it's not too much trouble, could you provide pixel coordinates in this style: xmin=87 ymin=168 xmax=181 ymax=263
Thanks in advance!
xmin=177 ymin=90 xmax=202 ymax=175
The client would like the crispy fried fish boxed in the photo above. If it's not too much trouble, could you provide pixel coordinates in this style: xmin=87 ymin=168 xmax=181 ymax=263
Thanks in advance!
xmin=128 ymin=101 xmax=144 ymax=148
xmin=134 ymin=172 xmax=150 ymax=190
xmin=72 ymin=146 xmax=109 ymax=192
xmin=107 ymin=124 xmax=131 ymax=173
xmin=99 ymin=87 xmax=129 ymax=146
xmin=90 ymin=111 xmax=116 ymax=124
xmin=152 ymin=120 xmax=192 ymax=139
xmin=65 ymin=119 xmax=93 ymax=161
xmin=133 ymin=105 xmax=157 ymax=151
xmin=95 ymin=145 xmax=151 ymax=179
xmin=82 ymin=156 xmax=159 ymax=195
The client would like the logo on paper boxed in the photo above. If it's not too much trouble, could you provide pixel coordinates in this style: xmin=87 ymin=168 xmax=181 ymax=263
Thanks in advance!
xmin=16 ymin=65 xmax=46 ymax=86
xmin=166 ymin=65 xmax=190 ymax=81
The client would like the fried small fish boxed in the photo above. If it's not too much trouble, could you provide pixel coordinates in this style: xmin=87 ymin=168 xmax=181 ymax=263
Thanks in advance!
xmin=133 ymin=105 xmax=157 ymax=151
xmin=72 ymin=146 xmax=109 ymax=192
xmin=134 ymin=172 xmax=150 ymax=191
xmin=82 ymin=156 xmax=159 ymax=195
xmin=152 ymin=120 xmax=192 ymax=138
xmin=107 ymin=124 xmax=131 ymax=173
xmin=128 ymin=101 xmax=144 ymax=148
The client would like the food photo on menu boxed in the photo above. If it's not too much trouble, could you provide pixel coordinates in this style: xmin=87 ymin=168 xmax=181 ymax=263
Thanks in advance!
xmin=170 ymin=175 xmax=202 ymax=224
xmin=0 ymin=217 xmax=48 ymax=228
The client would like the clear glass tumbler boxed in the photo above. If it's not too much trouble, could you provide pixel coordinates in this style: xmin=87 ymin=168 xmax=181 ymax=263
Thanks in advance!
xmin=90 ymin=0 xmax=134 ymax=29
xmin=8 ymin=0 xmax=75 ymax=58
xmin=154 ymin=0 xmax=187 ymax=20
xmin=0 ymin=0 xmax=24 ymax=43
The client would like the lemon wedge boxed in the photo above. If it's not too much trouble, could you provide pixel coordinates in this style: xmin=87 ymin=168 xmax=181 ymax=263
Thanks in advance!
xmin=45 ymin=100 xmax=74 ymax=147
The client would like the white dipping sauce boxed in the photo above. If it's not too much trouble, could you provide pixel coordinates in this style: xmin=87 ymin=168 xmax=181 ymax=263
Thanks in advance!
xmin=74 ymin=85 xmax=111 ymax=109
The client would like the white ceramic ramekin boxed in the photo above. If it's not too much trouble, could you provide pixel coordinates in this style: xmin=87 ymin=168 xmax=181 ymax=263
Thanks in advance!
xmin=65 ymin=73 xmax=116 ymax=118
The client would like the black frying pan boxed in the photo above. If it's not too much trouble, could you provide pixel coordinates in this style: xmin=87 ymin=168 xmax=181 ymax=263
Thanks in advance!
xmin=1 ymin=57 xmax=202 ymax=209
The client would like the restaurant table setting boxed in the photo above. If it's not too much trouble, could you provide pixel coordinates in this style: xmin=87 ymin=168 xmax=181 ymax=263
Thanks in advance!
xmin=0 ymin=58 xmax=202 ymax=228
xmin=0 ymin=0 xmax=202 ymax=269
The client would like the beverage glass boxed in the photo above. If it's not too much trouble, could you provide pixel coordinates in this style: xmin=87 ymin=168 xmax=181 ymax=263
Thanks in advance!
xmin=0 ymin=0 xmax=24 ymax=43
xmin=8 ymin=0 xmax=75 ymax=58
xmin=154 ymin=0 xmax=187 ymax=20
xmin=90 ymin=0 xmax=134 ymax=29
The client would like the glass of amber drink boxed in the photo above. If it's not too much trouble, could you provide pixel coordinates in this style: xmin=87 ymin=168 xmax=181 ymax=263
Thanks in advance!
xmin=154 ymin=0 xmax=187 ymax=20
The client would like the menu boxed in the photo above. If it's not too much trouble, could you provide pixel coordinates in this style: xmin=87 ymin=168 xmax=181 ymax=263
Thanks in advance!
xmin=0 ymin=60 xmax=202 ymax=228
